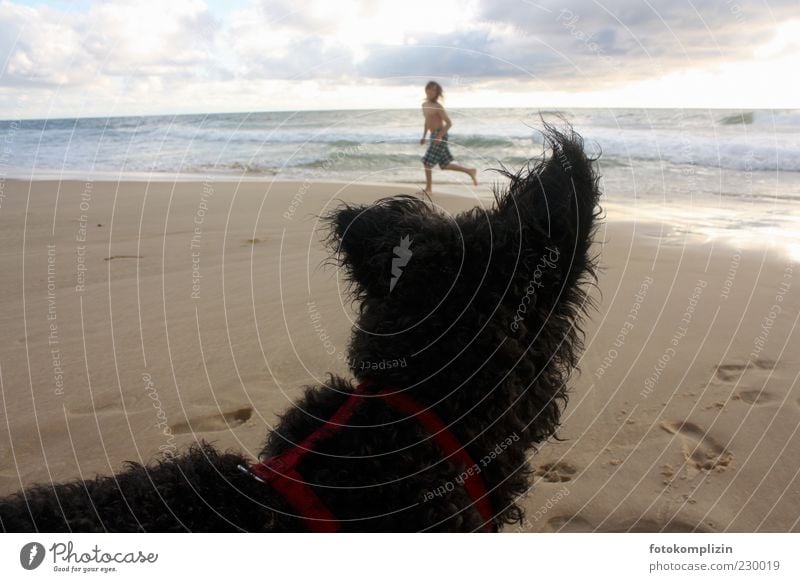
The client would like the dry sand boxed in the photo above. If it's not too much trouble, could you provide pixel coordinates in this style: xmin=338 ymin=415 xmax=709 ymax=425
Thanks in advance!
xmin=0 ymin=178 xmax=797 ymax=532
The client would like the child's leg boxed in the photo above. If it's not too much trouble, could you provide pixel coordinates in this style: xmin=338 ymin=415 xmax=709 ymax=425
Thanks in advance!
xmin=424 ymin=165 xmax=433 ymax=193
xmin=442 ymin=162 xmax=478 ymax=186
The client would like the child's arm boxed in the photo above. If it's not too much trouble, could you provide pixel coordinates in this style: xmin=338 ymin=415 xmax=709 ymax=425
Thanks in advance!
xmin=420 ymin=115 xmax=428 ymax=144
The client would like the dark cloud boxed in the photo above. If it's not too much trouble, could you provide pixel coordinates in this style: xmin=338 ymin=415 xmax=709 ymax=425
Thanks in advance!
xmin=478 ymin=0 xmax=794 ymax=63
xmin=355 ymin=27 xmax=616 ymax=87
xmin=357 ymin=31 xmax=555 ymax=79
xmin=348 ymin=0 xmax=797 ymax=86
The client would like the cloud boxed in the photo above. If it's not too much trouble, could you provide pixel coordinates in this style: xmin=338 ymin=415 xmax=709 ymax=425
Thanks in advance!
xmin=356 ymin=32 xmax=528 ymax=79
xmin=0 ymin=0 xmax=221 ymax=86
xmin=88 ymin=0 xmax=221 ymax=76
xmin=219 ymin=2 xmax=355 ymax=80
xmin=477 ymin=0 xmax=797 ymax=65
xmin=0 ymin=2 xmax=92 ymax=86
xmin=220 ymin=0 xmax=479 ymax=79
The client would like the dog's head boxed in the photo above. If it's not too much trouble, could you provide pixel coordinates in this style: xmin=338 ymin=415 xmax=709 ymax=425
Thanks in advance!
xmin=323 ymin=125 xmax=601 ymax=407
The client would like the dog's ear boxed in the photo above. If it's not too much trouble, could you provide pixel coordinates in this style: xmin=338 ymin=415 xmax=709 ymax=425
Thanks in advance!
xmin=323 ymin=195 xmax=456 ymax=299
xmin=498 ymin=124 xmax=600 ymax=254
xmin=494 ymin=124 xmax=601 ymax=288
xmin=454 ymin=124 xmax=601 ymax=328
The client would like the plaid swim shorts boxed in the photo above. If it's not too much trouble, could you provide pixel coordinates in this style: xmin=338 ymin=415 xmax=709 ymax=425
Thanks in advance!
xmin=422 ymin=129 xmax=454 ymax=168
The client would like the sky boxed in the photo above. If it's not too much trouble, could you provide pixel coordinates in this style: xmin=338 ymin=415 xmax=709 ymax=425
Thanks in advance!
xmin=0 ymin=0 xmax=798 ymax=118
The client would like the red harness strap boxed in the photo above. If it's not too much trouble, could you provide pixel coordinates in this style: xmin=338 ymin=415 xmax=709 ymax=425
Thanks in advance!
xmin=247 ymin=383 xmax=367 ymax=533
xmin=247 ymin=380 xmax=494 ymax=532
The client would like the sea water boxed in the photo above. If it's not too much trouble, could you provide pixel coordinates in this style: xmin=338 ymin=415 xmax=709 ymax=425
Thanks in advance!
xmin=2 ymin=107 xmax=799 ymax=257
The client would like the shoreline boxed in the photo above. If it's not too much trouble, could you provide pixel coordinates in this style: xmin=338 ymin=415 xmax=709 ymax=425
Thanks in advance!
xmin=4 ymin=177 xmax=797 ymax=261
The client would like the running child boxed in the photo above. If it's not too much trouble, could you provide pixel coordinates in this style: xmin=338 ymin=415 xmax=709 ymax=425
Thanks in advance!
xmin=419 ymin=81 xmax=478 ymax=196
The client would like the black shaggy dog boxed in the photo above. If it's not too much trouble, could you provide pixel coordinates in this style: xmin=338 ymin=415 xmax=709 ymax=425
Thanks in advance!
xmin=0 ymin=126 xmax=601 ymax=532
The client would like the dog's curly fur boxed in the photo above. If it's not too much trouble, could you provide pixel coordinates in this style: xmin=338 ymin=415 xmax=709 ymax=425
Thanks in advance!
xmin=0 ymin=125 xmax=602 ymax=532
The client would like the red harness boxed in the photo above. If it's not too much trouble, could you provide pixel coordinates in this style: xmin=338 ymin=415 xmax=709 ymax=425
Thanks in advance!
xmin=241 ymin=379 xmax=495 ymax=532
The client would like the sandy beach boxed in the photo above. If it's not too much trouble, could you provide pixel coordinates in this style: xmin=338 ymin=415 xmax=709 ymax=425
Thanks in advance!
xmin=0 ymin=178 xmax=797 ymax=532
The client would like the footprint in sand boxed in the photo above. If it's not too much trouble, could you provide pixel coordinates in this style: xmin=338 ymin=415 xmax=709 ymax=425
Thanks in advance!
xmin=534 ymin=461 xmax=578 ymax=483
xmin=104 ymin=255 xmax=143 ymax=261
xmin=606 ymin=517 xmax=711 ymax=533
xmin=714 ymin=358 xmax=775 ymax=382
xmin=659 ymin=420 xmax=733 ymax=472
xmin=242 ymin=238 xmax=265 ymax=246
xmin=714 ymin=359 xmax=780 ymax=407
xmin=547 ymin=514 xmax=593 ymax=532
xmin=546 ymin=514 xmax=709 ymax=533
xmin=736 ymin=389 xmax=779 ymax=406
xmin=66 ymin=400 xmax=123 ymax=416
xmin=171 ymin=407 xmax=253 ymax=434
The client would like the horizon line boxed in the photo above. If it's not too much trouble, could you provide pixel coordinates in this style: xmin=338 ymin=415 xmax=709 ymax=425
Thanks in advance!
xmin=1 ymin=104 xmax=794 ymax=123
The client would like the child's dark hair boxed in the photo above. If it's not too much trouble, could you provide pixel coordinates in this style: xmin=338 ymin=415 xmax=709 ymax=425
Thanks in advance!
xmin=425 ymin=81 xmax=443 ymax=102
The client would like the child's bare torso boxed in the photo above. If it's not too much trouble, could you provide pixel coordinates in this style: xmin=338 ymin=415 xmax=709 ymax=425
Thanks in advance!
xmin=422 ymin=100 xmax=445 ymax=131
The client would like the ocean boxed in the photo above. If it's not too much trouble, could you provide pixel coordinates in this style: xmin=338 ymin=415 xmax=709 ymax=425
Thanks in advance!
xmin=2 ymin=107 xmax=799 ymax=257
